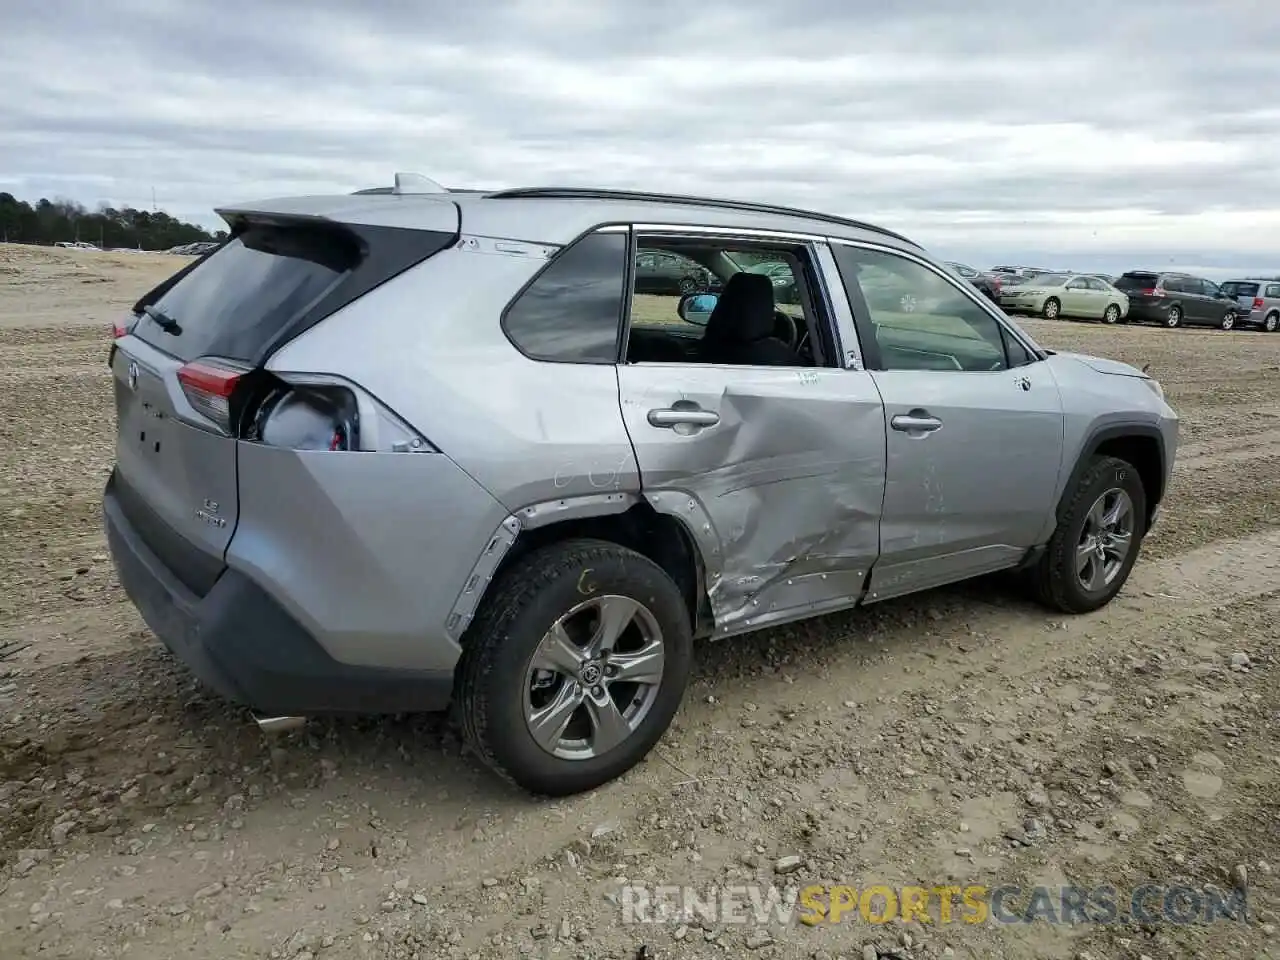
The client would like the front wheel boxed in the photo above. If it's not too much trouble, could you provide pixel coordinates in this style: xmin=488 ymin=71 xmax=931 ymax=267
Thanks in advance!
xmin=1042 ymin=297 xmax=1061 ymax=320
xmin=455 ymin=539 xmax=693 ymax=796
xmin=1102 ymin=304 xmax=1121 ymax=324
xmin=1029 ymin=455 xmax=1147 ymax=614
xmin=1220 ymin=311 xmax=1235 ymax=331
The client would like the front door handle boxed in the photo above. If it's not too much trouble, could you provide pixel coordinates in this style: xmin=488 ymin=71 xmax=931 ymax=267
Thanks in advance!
xmin=890 ymin=413 xmax=943 ymax=434
xmin=648 ymin=407 xmax=720 ymax=428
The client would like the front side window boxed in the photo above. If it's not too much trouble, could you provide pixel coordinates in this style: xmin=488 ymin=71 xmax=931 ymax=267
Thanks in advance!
xmin=502 ymin=230 xmax=627 ymax=363
xmin=833 ymin=246 xmax=1020 ymax=372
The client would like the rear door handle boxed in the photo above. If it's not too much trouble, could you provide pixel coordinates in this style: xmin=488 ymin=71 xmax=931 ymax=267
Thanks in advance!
xmin=890 ymin=413 xmax=943 ymax=434
xmin=648 ymin=407 xmax=720 ymax=428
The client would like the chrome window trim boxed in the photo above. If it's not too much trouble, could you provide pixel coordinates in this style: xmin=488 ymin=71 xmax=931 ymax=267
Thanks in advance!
xmin=632 ymin=222 xmax=826 ymax=243
xmin=630 ymin=224 xmax=856 ymax=371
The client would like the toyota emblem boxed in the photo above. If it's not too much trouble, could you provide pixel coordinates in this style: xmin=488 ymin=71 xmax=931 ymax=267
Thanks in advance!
xmin=127 ymin=361 xmax=139 ymax=391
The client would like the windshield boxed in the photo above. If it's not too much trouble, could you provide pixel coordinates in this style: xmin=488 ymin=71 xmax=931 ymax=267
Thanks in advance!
xmin=1219 ymin=281 xmax=1258 ymax=298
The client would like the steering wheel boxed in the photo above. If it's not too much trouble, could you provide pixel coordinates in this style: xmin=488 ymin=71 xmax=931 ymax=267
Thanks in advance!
xmin=772 ymin=310 xmax=799 ymax=349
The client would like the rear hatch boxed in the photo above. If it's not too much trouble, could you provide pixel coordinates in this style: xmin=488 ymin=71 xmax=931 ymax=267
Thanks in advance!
xmin=109 ymin=201 xmax=459 ymax=596
xmin=1114 ymin=271 xmax=1164 ymax=306
xmin=1218 ymin=281 xmax=1260 ymax=315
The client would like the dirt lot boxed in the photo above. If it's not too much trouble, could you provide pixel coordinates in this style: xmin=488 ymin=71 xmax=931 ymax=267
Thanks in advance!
xmin=2 ymin=244 xmax=1278 ymax=960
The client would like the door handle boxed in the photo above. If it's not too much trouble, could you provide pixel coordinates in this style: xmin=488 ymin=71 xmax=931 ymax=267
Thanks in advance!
xmin=648 ymin=407 xmax=720 ymax=428
xmin=890 ymin=413 xmax=943 ymax=434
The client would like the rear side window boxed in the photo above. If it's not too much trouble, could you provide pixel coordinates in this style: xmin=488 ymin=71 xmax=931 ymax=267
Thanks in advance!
xmin=1220 ymin=282 xmax=1259 ymax=297
xmin=503 ymin=230 xmax=627 ymax=363
xmin=1267 ymin=285 xmax=1280 ymax=298
xmin=134 ymin=225 xmax=361 ymax=362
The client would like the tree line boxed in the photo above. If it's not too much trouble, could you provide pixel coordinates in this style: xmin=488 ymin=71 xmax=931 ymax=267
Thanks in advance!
xmin=0 ymin=193 xmax=225 ymax=251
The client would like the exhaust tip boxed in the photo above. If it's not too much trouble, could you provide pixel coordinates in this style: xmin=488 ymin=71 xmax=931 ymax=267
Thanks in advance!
xmin=254 ymin=715 xmax=307 ymax=734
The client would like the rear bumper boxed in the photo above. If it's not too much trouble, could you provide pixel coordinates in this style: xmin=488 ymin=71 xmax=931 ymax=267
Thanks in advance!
xmin=104 ymin=470 xmax=455 ymax=715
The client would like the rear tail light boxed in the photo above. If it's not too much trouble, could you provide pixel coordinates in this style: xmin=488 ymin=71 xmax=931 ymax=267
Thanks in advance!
xmin=177 ymin=358 xmax=247 ymax=433
xmin=1253 ymin=297 xmax=1265 ymax=310
xmin=174 ymin=357 xmax=434 ymax=453
xmin=1139 ymin=287 xmax=1165 ymax=297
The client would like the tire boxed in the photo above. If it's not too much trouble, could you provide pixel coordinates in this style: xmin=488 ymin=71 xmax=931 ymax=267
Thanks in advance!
xmin=1165 ymin=306 xmax=1182 ymax=328
xmin=1030 ymin=455 xmax=1147 ymax=614
xmin=1220 ymin=311 xmax=1235 ymax=331
xmin=1264 ymin=312 xmax=1278 ymax=333
xmin=455 ymin=538 xmax=693 ymax=796
xmin=1102 ymin=304 xmax=1120 ymax=324
xmin=1042 ymin=298 xmax=1061 ymax=320
xmin=678 ymin=277 xmax=698 ymax=295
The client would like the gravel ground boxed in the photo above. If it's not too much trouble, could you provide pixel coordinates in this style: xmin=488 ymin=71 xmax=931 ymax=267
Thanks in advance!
xmin=1 ymin=245 xmax=1278 ymax=960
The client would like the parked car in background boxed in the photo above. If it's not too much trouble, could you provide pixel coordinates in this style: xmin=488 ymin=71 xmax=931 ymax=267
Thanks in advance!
xmin=635 ymin=249 xmax=721 ymax=296
xmin=744 ymin=259 xmax=799 ymax=304
xmin=1000 ymin=273 xmax=1130 ymax=323
xmin=166 ymin=241 xmax=221 ymax=256
xmin=991 ymin=265 xmax=1054 ymax=278
xmin=944 ymin=261 xmax=1001 ymax=301
xmin=1113 ymin=271 xmax=1241 ymax=330
xmin=990 ymin=272 xmax=1033 ymax=288
xmin=1219 ymin=279 xmax=1280 ymax=332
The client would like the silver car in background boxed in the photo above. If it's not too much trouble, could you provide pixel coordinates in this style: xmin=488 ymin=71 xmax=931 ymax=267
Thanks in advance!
xmin=1219 ymin=279 xmax=1280 ymax=332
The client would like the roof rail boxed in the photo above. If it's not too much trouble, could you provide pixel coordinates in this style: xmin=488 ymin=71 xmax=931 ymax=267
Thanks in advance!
xmin=485 ymin=187 xmax=915 ymax=245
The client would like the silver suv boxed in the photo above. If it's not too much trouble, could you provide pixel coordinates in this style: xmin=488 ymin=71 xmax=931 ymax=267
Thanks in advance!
xmin=1219 ymin=278 xmax=1280 ymax=332
xmin=103 ymin=177 xmax=1179 ymax=796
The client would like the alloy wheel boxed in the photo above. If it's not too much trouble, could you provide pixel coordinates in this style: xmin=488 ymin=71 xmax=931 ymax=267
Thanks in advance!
xmin=1076 ymin=488 xmax=1135 ymax=592
xmin=523 ymin=595 xmax=665 ymax=760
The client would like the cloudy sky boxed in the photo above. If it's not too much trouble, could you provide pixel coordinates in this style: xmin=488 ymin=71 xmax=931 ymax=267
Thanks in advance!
xmin=3 ymin=0 xmax=1278 ymax=273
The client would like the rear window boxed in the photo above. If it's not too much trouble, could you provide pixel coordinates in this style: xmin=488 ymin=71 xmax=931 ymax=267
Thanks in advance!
xmin=133 ymin=224 xmax=361 ymax=362
xmin=1220 ymin=282 xmax=1259 ymax=298
xmin=1115 ymin=272 xmax=1159 ymax=290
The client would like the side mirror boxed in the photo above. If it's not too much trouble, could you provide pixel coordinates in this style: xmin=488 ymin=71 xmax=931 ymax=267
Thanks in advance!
xmin=678 ymin=293 xmax=718 ymax=326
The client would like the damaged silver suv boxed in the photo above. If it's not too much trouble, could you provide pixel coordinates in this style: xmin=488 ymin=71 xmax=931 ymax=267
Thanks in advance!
xmin=104 ymin=176 xmax=1179 ymax=796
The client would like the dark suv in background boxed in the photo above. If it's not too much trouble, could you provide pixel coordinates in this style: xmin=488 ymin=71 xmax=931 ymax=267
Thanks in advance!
xmin=1113 ymin=271 xmax=1242 ymax=330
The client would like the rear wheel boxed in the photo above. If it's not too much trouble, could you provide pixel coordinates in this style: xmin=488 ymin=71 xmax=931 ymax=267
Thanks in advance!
xmin=1165 ymin=306 xmax=1182 ymax=328
xmin=1042 ymin=297 xmax=1061 ymax=320
xmin=1220 ymin=311 xmax=1236 ymax=331
xmin=1264 ymin=312 xmax=1279 ymax=333
xmin=1030 ymin=455 xmax=1147 ymax=614
xmin=455 ymin=539 xmax=693 ymax=796
xmin=1102 ymin=304 xmax=1121 ymax=324
xmin=678 ymin=277 xmax=698 ymax=295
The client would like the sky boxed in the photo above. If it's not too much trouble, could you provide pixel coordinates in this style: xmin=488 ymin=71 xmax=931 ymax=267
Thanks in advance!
xmin=2 ymin=0 xmax=1278 ymax=276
